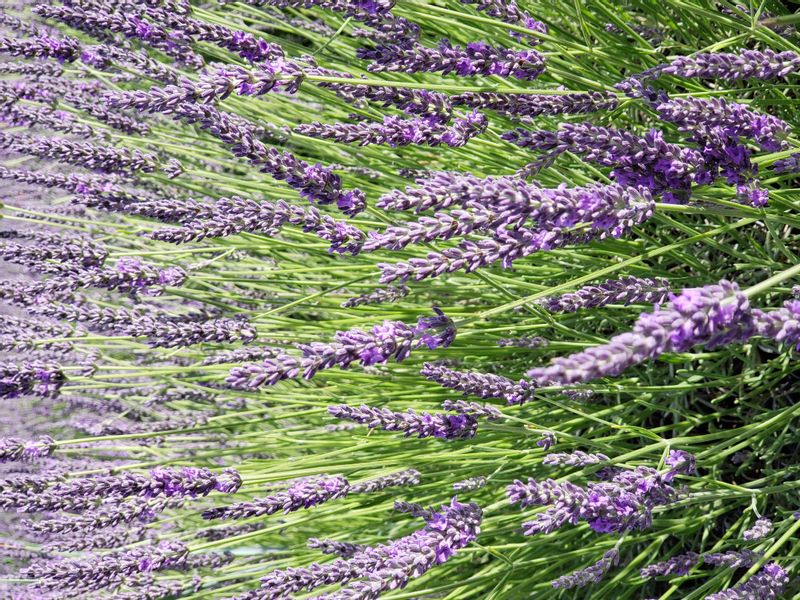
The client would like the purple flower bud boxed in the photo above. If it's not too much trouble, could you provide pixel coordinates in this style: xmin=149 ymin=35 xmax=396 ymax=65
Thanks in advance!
xmin=772 ymin=152 xmax=800 ymax=175
xmin=537 ymin=431 xmax=557 ymax=450
xmin=659 ymin=49 xmax=800 ymax=81
xmin=703 ymin=549 xmax=760 ymax=569
xmin=498 ymin=336 xmax=548 ymax=348
xmin=308 ymin=538 xmax=367 ymax=559
xmin=0 ymin=34 xmax=81 ymax=62
xmin=341 ymin=284 xmax=410 ymax=308
xmin=421 ymin=362 xmax=534 ymax=405
xmin=528 ymin=280 xmax=754 ymax=385
xmin=452 ymin=475 xmax=486 ymax=491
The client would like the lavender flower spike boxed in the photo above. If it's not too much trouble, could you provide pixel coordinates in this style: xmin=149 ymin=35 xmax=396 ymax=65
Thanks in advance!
xmin=543 ymin=451 xmax=609 ymax=467
xmin=705 ymin=562 xmax=788 ymax=600
xmin=228 ymin=312 xmax=455 ymax=388
xmin=528 ymin=280 xmax=753 ymax=385
xmin=703 ymin=549 xmax=760 ymax=569
xmin=328 ymin=404 xmax=479 ymax=440
xmin=307 ymin=538 xmax=366 ymax=559
xmin=341 ymin=284 xmax=410 ymax=308
xmin=202 ymin=475 xmax=348 ymax=520
xmin=640 ymin=551 xmax=700 ymax=578
xmin=349 ymin=469 xmax=421 ymax=493
xmin=743 ymin=517 xmax=773 ymax=541
xmin=539 ymin=276 xmax=671 ymax=313
xmin=660 ymin=49 xmax=800 ymax=81
xmin=0 ymin=436 xmax=55 ymax=462
xmin=552 ymin=549 xmax=619 ymax=589
xmin=421 ymin=362 xmax=534 ymax=405
xmin=453 ymin=475 xmax=487 ymax=491
xmin=358 ymin=40 xmax=545 ymax=80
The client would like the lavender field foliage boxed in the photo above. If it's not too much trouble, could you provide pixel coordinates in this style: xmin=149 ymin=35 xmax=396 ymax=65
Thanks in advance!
xmin=2 ymin=0 xmax=800 ymax=598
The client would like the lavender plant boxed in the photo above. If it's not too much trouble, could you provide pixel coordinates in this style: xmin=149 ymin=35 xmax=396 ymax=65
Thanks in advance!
xmin=1 ymin=1 xmax=800 ymax=598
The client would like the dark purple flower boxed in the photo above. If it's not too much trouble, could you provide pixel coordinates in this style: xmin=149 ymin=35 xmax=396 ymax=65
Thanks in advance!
xmin=0 ymin=436 xmax=56 ymax=463
xmin=453 ymin=90 xmax=618 ymax=118
xmin=659 ymin=49 xmax=800 ymax=81
xmin=421 ymin=362 xmax=533 ymax=405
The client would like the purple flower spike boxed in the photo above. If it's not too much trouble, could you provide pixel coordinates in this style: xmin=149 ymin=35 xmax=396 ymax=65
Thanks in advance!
xmin=640 ymin=551 xmax=700 ymax=578
xmin=349 ymin=469 xmax=421 ymax=493
xmin=552 ymin=549 xmax=619 ymax=589
xmin=202 ymin=475 xmax=348 ymax=520
xmin=421 ymin=362 xmax=534 ymax=405
xmin=328 ymin=404 xmax=479 ymax=440
xmin=706 ymin=562 xmax=788 ymax=600
xmin=660 ymin=49 xmax=800 ymax=81
xmin=358 ymin=39 xmax=545 ymax=80
xmin=539 ymin=276 xmax=671 ymax=313
xmin=743 ymin=517 xmax=773 ymax=541
xmin=527 ymin=280 xmax=753 ymax=385
xmin=543 ymin=451 xmax=609 ymax=467
xmin=0 ymin=436 xmax=56 ymax=463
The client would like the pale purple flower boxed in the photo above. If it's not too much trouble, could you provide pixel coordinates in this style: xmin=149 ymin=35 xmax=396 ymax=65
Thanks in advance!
xmin=537 ymin=431 xmax=556 ymax=450
xmin=308 ymin=538 xmax=367 ymax=559
xmin=743 ymin=517 xmax=773 ymax=541
xmin=0 ymin=436 xmax=55 ymax=463
xmin=539 ymin=276 xmax=671 ymax=313
xmin=328 ymin=404 xmax=479 ymax=440
xmin=453 ymin=476 xmax=487 ymax=491
xmin=453 ymin=91 xmax=618 ymax=118
xmin=349 ymin=469 xmax=421 ymax=494
xmin=341 ymin=284 xmax=410 ymax=308
xmin=552 ymin=549 xmax=619 ymax=589
xmin=543 ymin=451 xmax=609 ymax=467
xmin=421 ymin=362 xmax=533 ymax=405
xmin=660 ymin=49 xmax=800 ymax=81
xmin=498 ymin=336 xmax=548 ymax=348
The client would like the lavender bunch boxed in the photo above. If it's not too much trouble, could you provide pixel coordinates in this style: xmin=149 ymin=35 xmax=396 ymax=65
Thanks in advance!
xmin=0 ymin=34 xmax=81 ymax=62
xmin=357 ymin=40 xmax=545 ymax=80
xmin=106 ymin=91 xmax=366 ymax=214
xmin=507 ymin=457 xmax=693 ymax=535
xmin=503 ymin=122 xmax=704 ymax=201
xmin=254 ymin=498 xmax=480 ymax=597
xmin=227 ymin=312 xmax=455 ymax=388
xmin=328 ymin=404 xmax=479 ymax=440
xmin=0 ymin=362 xmax=65 ymax=399
xmin=202 ymin=475 xmax=348 ymax=520
xmin=378 ymin=190 xmax=653 ymax=283
xmin=147 ymin=196 xmax=365 ymax=254
xmin=538 ymin=276 xmax=671 ymax=313
xmin=654 ymin=96 xmax=790 ymax=152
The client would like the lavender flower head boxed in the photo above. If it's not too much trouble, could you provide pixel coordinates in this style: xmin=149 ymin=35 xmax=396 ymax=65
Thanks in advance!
xmin=0 ymin=436 xmax=55 ymax=462
xmin=706 ymin=562 xmax=788 ymax=600
xmin=552 ymin=549 xmax=619 ymax=589
xmin=743 ymin=517 xmax=773 ymax=541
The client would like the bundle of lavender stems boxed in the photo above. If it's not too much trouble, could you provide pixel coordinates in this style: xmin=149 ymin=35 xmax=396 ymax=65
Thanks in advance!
xmin=1 ymin=0 xmax=800 ymax=598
